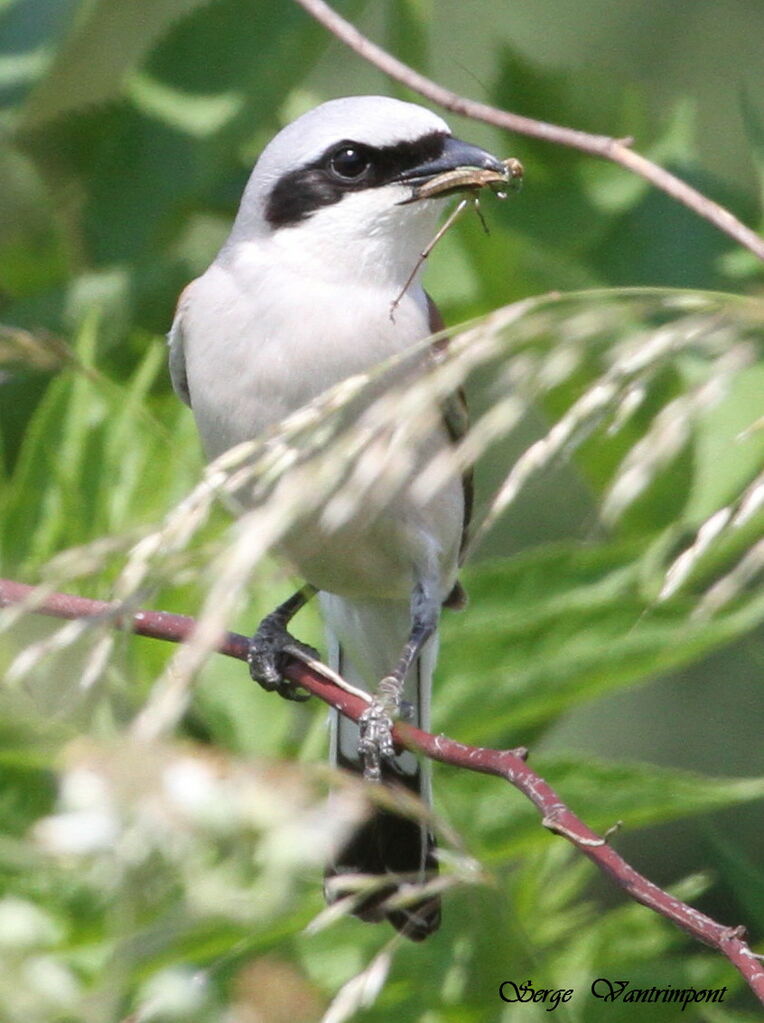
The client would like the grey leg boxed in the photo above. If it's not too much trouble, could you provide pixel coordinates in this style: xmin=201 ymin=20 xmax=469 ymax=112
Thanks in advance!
xmin=359 ymin=580 xmax=439 ymax=779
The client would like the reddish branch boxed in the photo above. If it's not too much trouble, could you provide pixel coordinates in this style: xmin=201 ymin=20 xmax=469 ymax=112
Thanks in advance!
xmin=292 ymin=0 xmax=764 ymax=264
xmin=1 ymin=577 xmax=762 ymax=1001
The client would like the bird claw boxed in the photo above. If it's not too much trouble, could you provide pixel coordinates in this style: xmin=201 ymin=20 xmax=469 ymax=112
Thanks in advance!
xmin=358 ymin=688 xmax=399 ymax=782
xmin=247 ymin=614 xmax=317 ymax=702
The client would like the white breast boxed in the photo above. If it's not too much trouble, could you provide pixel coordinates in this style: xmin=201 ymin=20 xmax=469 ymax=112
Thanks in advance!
xmin=174 ymin=238 xmax=463 ymax=600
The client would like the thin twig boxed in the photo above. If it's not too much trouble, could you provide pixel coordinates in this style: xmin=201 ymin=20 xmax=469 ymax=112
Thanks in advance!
xmin=292 ymin=0 xmax=764 ymax=263
xmin=2 ymin=576 xmax=763 ymax=1003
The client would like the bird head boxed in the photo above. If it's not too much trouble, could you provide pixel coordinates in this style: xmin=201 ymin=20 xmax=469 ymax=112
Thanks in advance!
xmin=227 ymin=95 xmax=508 ymax=288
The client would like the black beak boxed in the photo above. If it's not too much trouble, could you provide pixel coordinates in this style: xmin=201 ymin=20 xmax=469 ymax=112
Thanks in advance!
xmin=395 ymin=135 xmax=508 ymax=189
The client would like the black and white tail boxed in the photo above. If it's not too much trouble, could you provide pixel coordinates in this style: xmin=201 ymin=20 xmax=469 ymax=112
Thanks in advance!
xmin=320 ymin=593 xmax=440 ymax=941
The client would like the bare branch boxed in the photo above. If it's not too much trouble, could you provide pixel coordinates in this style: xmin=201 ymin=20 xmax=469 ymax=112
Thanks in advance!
xmin=292 ymin=0 xmax=764 ymax=263
xmin=2 ymin=575 xmax=763 ymax=1002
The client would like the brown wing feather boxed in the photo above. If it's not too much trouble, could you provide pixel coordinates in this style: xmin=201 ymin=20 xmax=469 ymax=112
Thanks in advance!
xmin=168 ymin=283 xmax=194 ymax=408
xmin=426 ymin=293 xmax=471 ymax=610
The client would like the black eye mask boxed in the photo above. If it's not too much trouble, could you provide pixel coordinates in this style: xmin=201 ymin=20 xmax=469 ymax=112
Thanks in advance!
xmin=265 ymin=131 xmax=449 ymax=228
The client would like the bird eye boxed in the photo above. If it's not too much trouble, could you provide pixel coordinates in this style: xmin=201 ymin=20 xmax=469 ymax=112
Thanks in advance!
xmin=328 ymin=145 xmax=370 ymax=181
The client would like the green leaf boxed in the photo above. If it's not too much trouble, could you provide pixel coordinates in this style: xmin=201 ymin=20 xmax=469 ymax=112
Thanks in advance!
xmin=438 ymin=537 xmax=764 ymax=744
xmin=443 ymin=753 xmax=764 ymax=860
xmin=19 ymin=0 xmax=213 ymax=128
xmin=0 ymin=320 xmax=198 ymax=571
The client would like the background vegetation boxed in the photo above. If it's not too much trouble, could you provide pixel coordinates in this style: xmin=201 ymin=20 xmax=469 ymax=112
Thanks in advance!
xmin=1 ymin=0 xmax=763 ymax=1019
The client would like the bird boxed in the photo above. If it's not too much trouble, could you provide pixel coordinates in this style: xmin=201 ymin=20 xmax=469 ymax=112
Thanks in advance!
xmin=169 ymin=95 xmax=508 ymax=940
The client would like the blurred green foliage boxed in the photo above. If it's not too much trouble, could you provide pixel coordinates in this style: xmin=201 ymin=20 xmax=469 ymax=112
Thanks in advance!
xmin=1 ymin=0 xmax=764 ymax=1020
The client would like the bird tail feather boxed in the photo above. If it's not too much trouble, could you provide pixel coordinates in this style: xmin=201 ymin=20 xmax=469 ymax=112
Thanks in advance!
xmin=320 ymin=593 xmax=440 ymax=941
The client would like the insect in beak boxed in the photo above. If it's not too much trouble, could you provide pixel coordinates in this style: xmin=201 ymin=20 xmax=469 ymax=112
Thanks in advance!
xmin=390 ymin=158 xmax=524 ymax=320
xmin=401 ymin=157 xmax=524 ymax=204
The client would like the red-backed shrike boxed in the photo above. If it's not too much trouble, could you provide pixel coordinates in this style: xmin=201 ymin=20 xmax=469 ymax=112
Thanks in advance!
xmin=170 ymin=96 xmax=508 ymax=939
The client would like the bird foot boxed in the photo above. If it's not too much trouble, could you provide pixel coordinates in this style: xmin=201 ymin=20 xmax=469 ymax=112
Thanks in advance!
xmin=358 ymin=674 xmax=406 ymax=781
xmin=247 ymin=612 xmax=318 ymax=702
